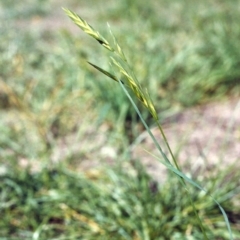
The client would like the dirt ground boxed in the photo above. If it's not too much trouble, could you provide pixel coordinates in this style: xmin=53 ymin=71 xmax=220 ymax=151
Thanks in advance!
xmin=130 ymin=97 xmax=240 ymax=183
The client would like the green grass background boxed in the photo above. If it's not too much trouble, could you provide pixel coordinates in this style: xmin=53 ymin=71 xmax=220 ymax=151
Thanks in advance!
xmin=0 ymin=0 xmax=240 ymax=239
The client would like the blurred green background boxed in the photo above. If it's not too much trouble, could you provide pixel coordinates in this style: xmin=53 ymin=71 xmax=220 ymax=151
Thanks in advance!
xmin=0 ymin=0 xmax=240 ymax=239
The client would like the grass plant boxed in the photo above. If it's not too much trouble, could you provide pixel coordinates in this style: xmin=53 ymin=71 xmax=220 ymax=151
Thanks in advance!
xmin=63 ymin=7 xmax=236 ymax=239
xmin=1 ymin=0 xmax=240 ymax=239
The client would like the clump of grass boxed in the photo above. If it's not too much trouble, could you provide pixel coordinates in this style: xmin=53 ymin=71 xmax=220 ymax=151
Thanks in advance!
xmin=1 ymin=163 xmax=240 ymax=239
xmin=103 ymin=0 xmax=240 ymax=108
xmin=63 ymin=8 xmax=234 ymax=239
xmin=0 ymin=26 xmax=90 ymax=161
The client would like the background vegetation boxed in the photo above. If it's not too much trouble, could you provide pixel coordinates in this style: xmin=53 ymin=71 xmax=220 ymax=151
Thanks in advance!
xmin=0 ymin=0 xmax=239 ymax=239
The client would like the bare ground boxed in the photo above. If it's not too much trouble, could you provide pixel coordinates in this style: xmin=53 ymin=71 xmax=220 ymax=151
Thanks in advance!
xmin=130 ymin=97 xmax=240 ymax=183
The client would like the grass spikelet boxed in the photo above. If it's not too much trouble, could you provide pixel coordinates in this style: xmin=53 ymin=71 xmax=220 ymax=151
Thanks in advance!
xmin=63 ymin=8 xmax=114 ymax=52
